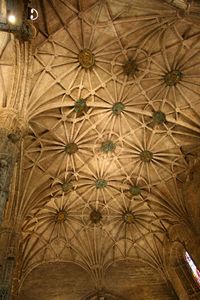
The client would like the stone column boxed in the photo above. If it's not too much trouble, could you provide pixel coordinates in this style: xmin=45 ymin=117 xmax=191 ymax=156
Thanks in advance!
xmin=0 ymin=28 xmax=31 ymax=299
xmin=0 ymin=109 xmax=24 ymax=224
xmin=0 ymin=109 xmax=25 ymax=300
xmin=0 ymin=132 xmax=17 ymax=224
xmin=0 ymin=228 xmax=20 ymax=300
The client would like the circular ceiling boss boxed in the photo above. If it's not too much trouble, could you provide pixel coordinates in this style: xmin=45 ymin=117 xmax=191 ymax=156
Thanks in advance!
xmin=164 ymin=70 xmax=182 ymax=86
xmin=55 ymin=210 xmax=67 ymax=223
xmin=74 ymin=98 xmax=88 ymax=116
xmin=90 ymin=209 xmax=103 ymax=224
xmin=123 ymin=59 xmax=138 ymax=77
xmin=62 ymin=181 xmax=73 ymax=193
xmin=123 ymin=212 xmax=135 ymax=224
xmin=140 ymin=150 xmax=153 ymax=163
xmin=152 ymin=111 xmax=166 ymax=125
xmin=129 ymin=185 xmax=141 ymax=196
xmin=64 ymin=142 xmax=78 ymax=154
xmin=101 ymin=140 xmax=116 ymax=154
xmin=112 ymin=102 xmax=125 ymax=115
xmin=95 ymin=179 xmax=107 ymax=189
xmin=78 ymin=49 xmax=95 ymax=69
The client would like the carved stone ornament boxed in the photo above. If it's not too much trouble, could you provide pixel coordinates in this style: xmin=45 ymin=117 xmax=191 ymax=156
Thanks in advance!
xmin=101 ymin=140 xmax=116 ymax=153
xmin=140 ymin=150 xmax=153 ymax=162
xmin=55 ymin=210 xmax=67 ymax=223
xmin=78 ymin=49 xmax=95 ymax=69
xmin=152 ymin=111 xmax=166 ymax=124
xmin=90 ymin=209 xmax=102 ymax=224
xmin=74 ymin=98 xmax=88 ymax=116
xmin=64 ymin=142 xmax=78 ymax=154
xmin=112 ymin=102 xmax=125 ymax=116
xmin=123 ymin=59 xmax=138 ymax=77
xmin=0 ymin=109 xmax=26 ymax=134
xmin=62 ymin=181 xmax=73 ymax=193
xmin=7 ymin=133 xmax=21 ymax=144
xmin=95 ymin=179 xmax=107 ymax=189
xmin=129 ymin=185 xmax=141 ymax=196
xmin=164 ymin=70 xmax=182 ymax=86
xmin=123 ymin=212 xmax=134 ymax=224
xmin=16 ymin=21 xmax=37 ymax=41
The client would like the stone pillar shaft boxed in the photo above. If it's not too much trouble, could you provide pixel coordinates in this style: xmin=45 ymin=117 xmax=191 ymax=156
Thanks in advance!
xmin=0 ymin=128 xmax=20 ymax=224
xmin=0 ymin=229 xmax=20 ymax=300
xmin=0 ymin=109 xmax=24 ymax=300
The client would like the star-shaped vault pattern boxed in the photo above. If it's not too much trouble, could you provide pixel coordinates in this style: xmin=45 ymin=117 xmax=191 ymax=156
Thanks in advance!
xmin=12 ymin=0 xmax=200 ymax=297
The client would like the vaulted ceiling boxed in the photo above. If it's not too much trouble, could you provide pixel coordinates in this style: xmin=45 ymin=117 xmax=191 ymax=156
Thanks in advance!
xmin=7 ymin=0 xmax=200 ymax=299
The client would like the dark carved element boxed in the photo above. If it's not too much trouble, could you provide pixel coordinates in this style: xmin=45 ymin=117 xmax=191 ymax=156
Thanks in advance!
xmin=7 ymin=133 xmax=21 ymax=144
xmin=95 ymin=179 xmax=107 ymax=189
xmin=62 ymin=181 xmax=73 ymax=193
xmin=123 ymin=59 xmax=138 ymax=77
xmin=123 ymin=212 xmax=134 ymax=224
xmin=130 ymin=185 xmax=141 ymax=196
xmin=112 ymin=102 xmax=125 ymax=116
xmin=64 ymin=142 xmax=78 ymax=154
xmin=152 ymin=111 xmax=166 ymax=125
xmin=140 ymin=150 xmax=153 ymax=162
xmin=74 ymin=99 xmax=88 ymax=116
xmin=90 ymin=209 xmax=102 ymax=224
xmin=164 ymin=70 xmax=182 ymax=86
xmin=101 ymin=140 xmax=116 ymax=154
xmin=15 ymin=21 xmax=37 ymax=41
xmin=55 ymin=210 xmax=67 ymax=223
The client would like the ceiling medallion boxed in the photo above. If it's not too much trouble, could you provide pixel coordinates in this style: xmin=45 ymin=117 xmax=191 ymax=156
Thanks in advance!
xmin=152 ymin=110 xmax=166 ymax=124
xmin=90 ymin=209 xmax=102 ymax=224
xmin=64 ymin=142 xmax=78 ymax=154
xmin=140 ymin=150 xmax=153 ymax=163
xmin=95 ymin=179 xmax=107 ymax=189
xmin=129 ymin=185 xmax=141 ymax=196
xmin=123 ymin=59 xmax=138 ymax=77
xmin=74 ymin=98 xmax=88 ymax=116
xmin=164 ymin=70 xmax=182 ymax=86
xmin=55 ymin=210 xmax=67 ymax=223
xmin=123 ymin=212 xmax=134 ymax=224
xmin=101 ymin=140 xmax=116 ymax=153
xmin=78 ymin=49 xmax=95 ymax=69
xmin=112 ymin=102 xmax=125 ymax=115
xmin=62 ymin=181 xmax=73 ymax=193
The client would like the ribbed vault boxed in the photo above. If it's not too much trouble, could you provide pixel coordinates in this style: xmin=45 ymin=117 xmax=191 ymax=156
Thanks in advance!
xmin=10 ymin=0 xmax=200 ymax=298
